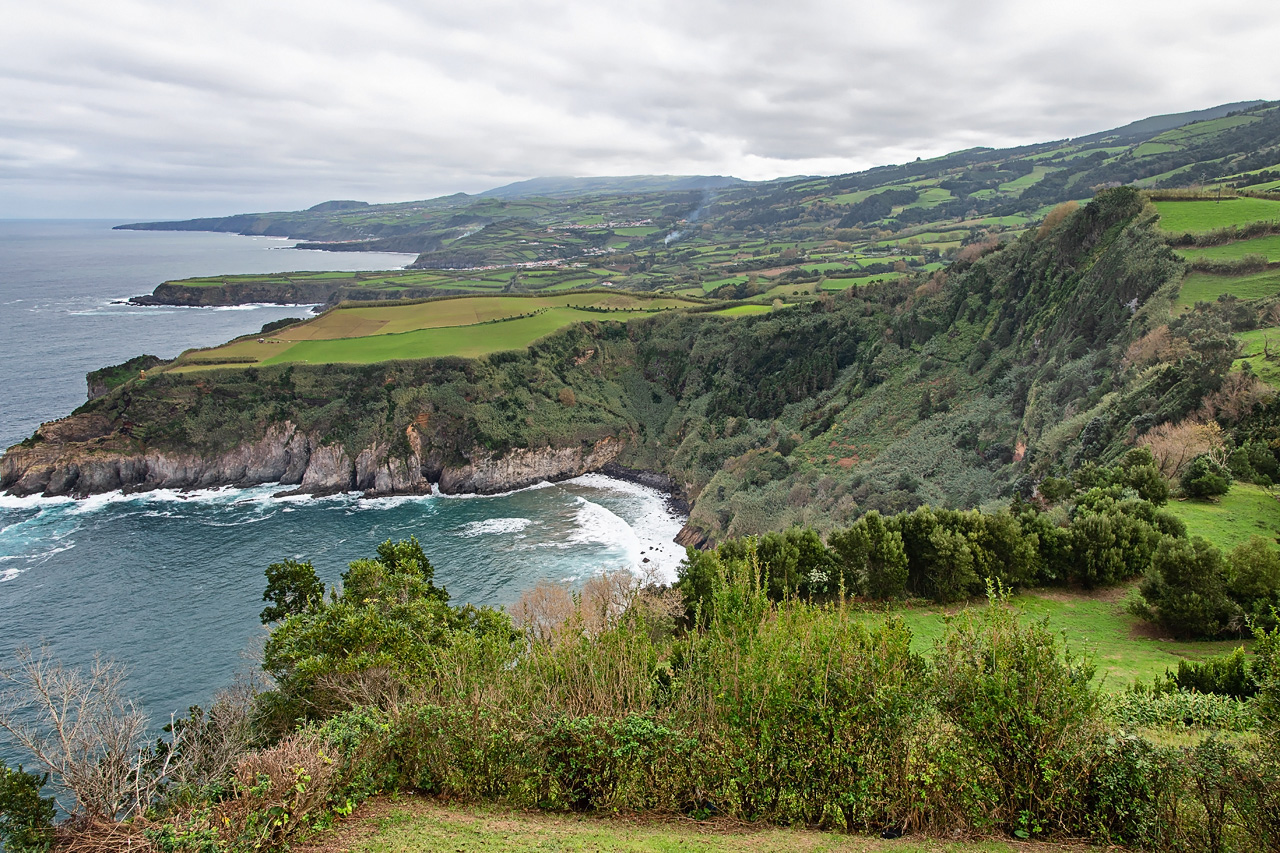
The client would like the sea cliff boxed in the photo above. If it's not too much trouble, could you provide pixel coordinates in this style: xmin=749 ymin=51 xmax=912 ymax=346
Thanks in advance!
xmin=0 ymin=414 xmax=630 ymax=500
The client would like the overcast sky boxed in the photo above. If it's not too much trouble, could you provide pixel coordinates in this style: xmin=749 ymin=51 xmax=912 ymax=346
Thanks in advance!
xmin=2 ymin=0 xmax=1276 ymax=219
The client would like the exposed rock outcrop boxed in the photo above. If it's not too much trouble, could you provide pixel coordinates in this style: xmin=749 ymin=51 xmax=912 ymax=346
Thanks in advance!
xmin=1 ymin=415 xmax=631 ymax=503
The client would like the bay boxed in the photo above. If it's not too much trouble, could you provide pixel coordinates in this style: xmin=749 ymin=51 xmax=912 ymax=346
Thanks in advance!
xmin=0 ymin=222 xmax=686 ymax=753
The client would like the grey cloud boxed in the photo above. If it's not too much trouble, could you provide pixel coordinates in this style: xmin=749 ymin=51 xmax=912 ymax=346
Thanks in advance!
xmin=1 ymin=0 xmax=1277 ymax=217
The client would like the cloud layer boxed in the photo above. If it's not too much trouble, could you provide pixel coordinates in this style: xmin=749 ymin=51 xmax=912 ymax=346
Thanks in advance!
xmin=2 ymin=0 xmax=1276 ymax=218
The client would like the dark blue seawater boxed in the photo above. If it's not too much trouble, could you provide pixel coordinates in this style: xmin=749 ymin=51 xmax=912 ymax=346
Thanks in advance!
xmin=0 ymin=223 xmax=685 ymax=759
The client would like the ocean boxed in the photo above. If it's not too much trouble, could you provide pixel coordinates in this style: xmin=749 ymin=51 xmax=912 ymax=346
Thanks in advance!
xmin=0 ymin=221 xmax=686 ymax=738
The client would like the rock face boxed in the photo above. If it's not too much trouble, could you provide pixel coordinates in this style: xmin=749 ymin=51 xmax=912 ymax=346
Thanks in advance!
xmin=1 ymin=414 xmax=628 ymax=501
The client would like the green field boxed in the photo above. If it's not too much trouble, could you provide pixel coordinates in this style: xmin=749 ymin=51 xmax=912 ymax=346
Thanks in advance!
xmin=1178 ymin=233 xmax=1280 ymax=263
xmin=1166 ymin=483 xmax=1280 ymax=552
xmin=710 ymin=303 xmax=776 ymax=316
xmin=1178 ymin=268 xmax=1280 ymax=307
xmin=820 ymin=272 xmax=906 ymax=291
xmin=1154 ymin=197 xmax=1280 ymax=233
xmin=1235 ymin=326 xmax=1280 ymax=387
xmin=855 ymin=589 xmax=1245 ymax=691
xmin=170 ymin=293 xmax=706 ymax=369
xmin=322 ymin=799 xmax=1062 ymax=853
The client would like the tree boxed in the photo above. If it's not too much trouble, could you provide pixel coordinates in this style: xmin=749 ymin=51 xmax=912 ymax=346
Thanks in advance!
xmin=1227 ymin=537 xmax=1280 ymax=629
xmin=260 ymin=558 xmax=325 ymax=624
xmin=828 ymin=510 xmax=909 ymax=599
xmin=1136 ymin=537 xmax=1240 ymax=638
xmin=1180 ymin=454 xmax=1232 ymax=499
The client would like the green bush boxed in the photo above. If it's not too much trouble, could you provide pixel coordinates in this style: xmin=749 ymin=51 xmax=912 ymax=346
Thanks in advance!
xmin=0 ymin=766 xmax=55 ymax=853
xmin=1135 ymin=537 xmax=1241 ymax=638
xmin=932 ymin=591 xmax=1100 ymax=837
xmin=1169 ymin=648 xmax=1257 ymax=699
xmin=1181 ymin=454 xmax=1233 ymax=498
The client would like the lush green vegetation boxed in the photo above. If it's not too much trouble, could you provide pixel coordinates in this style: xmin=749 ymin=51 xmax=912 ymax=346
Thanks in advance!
xmin=8 ymin=536 xmax=1279 ymax=852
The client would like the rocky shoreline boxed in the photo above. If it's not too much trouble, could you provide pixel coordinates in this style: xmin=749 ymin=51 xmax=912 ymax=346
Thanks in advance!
xmin=1 ymin=414 xmax=698 ymax=541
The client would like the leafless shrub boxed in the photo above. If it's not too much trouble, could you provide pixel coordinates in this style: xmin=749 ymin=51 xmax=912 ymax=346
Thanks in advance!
xmin=579 ymin=569 xmax=638 ymax=636
xmin=1139 ymin=418 xmax=1227 ymax=478
xmin=0 ymin=647 xmax=181 ymax=820
xmin=1123 ymin=325 xmax=1186 ymax=369
xmin=509 ymin=581 xmax=576 ymax=643
xmin=1199 ymin=371 xmax=1274 ymax=424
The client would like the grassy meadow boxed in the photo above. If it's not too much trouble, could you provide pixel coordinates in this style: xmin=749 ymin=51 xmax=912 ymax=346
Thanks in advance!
xmin=169 ymin=293 xmax=705 ymax=370
xmin=1177 ymin=268 xmax=1280 ymax=307
xmin=1165 ymin=482 xmax=1280 ymax=551
xmin=854 ymin=588 xmax=1247 ymax=691
xmin=1154 ymin=197 xmax=1280 ymax=233
xmin=1178 ymin=233 xmax=1280 ymax=262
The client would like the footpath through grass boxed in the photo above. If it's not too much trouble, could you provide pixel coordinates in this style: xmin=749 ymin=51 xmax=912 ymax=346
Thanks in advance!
xmin=303 ymin=798 xmax=1093 ymax=853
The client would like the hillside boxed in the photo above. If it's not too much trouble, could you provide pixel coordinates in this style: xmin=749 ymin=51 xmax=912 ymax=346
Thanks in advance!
xmin=120 ymin=101 xmax=1280 ymax=308
xmin=1 ymin=186 xmax=1221 ymax=549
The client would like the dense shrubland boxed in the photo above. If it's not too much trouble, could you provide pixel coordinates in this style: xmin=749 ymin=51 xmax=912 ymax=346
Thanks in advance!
xmin=4 ymin=536 xmax=1279 ymax=852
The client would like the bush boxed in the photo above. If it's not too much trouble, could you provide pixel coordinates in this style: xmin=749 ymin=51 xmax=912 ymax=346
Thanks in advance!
xmin=1169 ymin=648 xmax=1257 ymax=699
xmin=0 ymin=766 xmax=55 ymax=853
xmin=1181 ymin=454 xmax=1232 ymax=498
xmin=932 ymin=591 xmax=1100 ymax=836
xmin=1135 ymin=537 xmax=1241 ymax=638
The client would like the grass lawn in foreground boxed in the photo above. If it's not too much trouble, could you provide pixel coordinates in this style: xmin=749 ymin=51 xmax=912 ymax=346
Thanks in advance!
xmin=1154 ymin=198 xmax=1280 ymax=233
xmin=306 ymin=798 xmax=1082 ymax=853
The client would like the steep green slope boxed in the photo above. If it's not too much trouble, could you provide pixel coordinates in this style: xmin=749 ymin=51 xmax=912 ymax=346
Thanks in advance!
xmin=10 ymin=189 xmax=1213 ymax=549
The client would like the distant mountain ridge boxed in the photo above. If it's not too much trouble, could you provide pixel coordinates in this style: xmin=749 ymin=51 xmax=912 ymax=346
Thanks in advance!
xmin=477 ymin=175 xmax=747 ymax=200
xmin=112 ymin=100 xmax=1280 ymax=263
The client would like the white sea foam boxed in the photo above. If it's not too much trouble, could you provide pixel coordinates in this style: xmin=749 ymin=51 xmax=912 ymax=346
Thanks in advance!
xmin=0 ymin=493 xmax=75 ymax=510
xmin=0 ymin=567 xmax=21 ymax=583
xmin=456 ymin=518 xmax=532 ymax=538
xmin=559 ymin=474 xmax=687 ymax=583
xmin=431 ymin=480 xmax=557 ymax=500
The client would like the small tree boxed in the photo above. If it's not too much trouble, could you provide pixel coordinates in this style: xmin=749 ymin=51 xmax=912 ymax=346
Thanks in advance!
xmin=829 ymin=511 xmax=908 ymax=599
xmin=1136 ymin=537 xmax=1240 ymax=638
xmin=1180 ymin=454 xmax=1232 ymax=499
xmin=260 ymin=558 xmax=325 ymax=623
xmin=0 ymin=649 xmax=180 ymax=820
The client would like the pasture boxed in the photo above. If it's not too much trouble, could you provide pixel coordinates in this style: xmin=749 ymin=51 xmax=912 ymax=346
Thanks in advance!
xmin=1165 ymin=483 xmax=1280 ymax=552
xmin=168 ymin=293 xmax=705 ymax=369
xmin=855 ymin=588 xmax=1247 ymax=691
xmin=1154 ymin=197 xmax=1280 ymax=233
xmin=1178 ymin=268 xmax=1280 ymax=307
xmin=1178 ymin=233 xmax=1280 ymax=263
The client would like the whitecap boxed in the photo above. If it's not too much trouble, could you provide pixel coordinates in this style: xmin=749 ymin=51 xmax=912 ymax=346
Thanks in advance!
xmin=431 ymin=480 xmax=557 ymax=499
xmin=456 ymin=518 xmax=532 ymax=538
